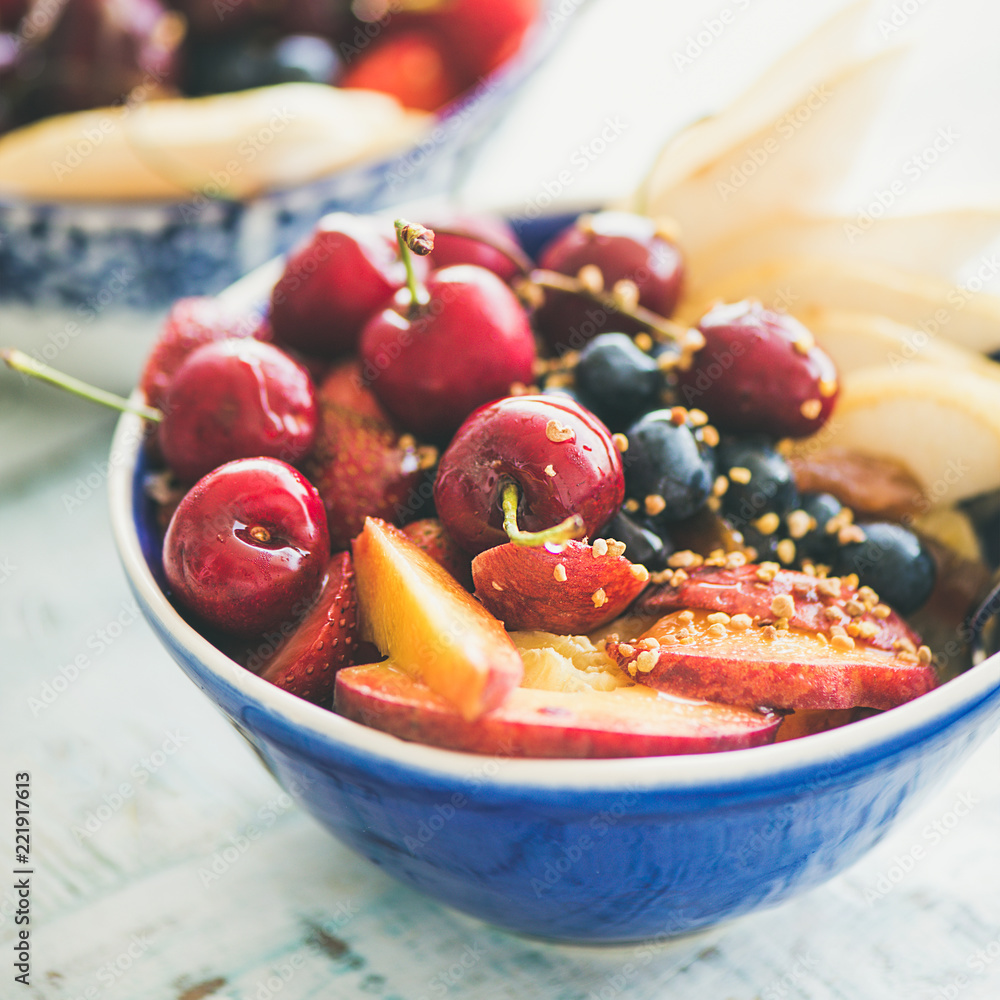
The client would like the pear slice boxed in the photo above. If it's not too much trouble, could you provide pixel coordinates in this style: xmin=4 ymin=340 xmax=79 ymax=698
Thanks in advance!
xmin=792 ymin=365 xmax=1000 ymax=505
xmin=352 ymin=517 xmax=523 ymax=720
xmin=675 ymin=255 xmax=1000 ymax=356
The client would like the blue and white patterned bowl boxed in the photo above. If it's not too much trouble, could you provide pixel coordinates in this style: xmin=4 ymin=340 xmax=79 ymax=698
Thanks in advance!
xmin=0 ymin=7 xmax=573 ymax=388
xmin=107 ymin=409 xmax=1000 ymax=944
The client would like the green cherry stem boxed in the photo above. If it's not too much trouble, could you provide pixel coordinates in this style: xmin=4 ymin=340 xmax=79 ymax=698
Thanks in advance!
xmin=394 ymin=218 xmax=433 ymax=313
xmin=1 ymin=347 xmax=162 ymax=422
xmin=500 ymin=481 xmax=585 ymax=548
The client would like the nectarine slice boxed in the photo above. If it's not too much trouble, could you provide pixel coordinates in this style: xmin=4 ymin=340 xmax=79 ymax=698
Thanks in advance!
xmin=352 ymin=517 xmax=523 ymax=719
xmin=335 ymin=662 xmax=781 ymax=758
xmin=606 ymin=609 xmax=937 ymax=711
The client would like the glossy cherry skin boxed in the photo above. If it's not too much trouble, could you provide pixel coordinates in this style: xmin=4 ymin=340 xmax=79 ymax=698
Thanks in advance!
xmin=421 ymin=210 xmax=529 ymax=284
xmin=434 ymin=394 xmax=625 ymax=556
xmin=269 ymin=213 xmax=424 ymax=359
xmin=163 ymin=458 xmax=330 ymax=637
xmin=159 ymin=338 xmax=318 ymax=484
xmin=533 ymin=211 xmax=685 ymax=354
xmin=677 ymin=300 xmax=839 ymax=439
xmin=359 ymin=264 xmax=536 ymax=439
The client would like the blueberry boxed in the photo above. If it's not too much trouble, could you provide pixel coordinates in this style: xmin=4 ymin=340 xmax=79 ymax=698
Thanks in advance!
xmin=573 ymin=332 xmax=662 ymax=430
xmin=622 ymin=410 xmax=716 ymax=524
xmin=830 ymin=521 xmax=936 ymax=615
xmin=790 ymin=492 xmax=843 ymax=562
xmin=597 ymin=510 xmax=672 ymax=570
xmin=737 ymin=522 xmax=780 ymax=563
xmin=717 ymin=434 xmax=798 ymax=530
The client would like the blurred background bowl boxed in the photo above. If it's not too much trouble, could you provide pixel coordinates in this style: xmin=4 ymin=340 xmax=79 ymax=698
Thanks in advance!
xmin=0 ymin=0 xmax=578 ymax=389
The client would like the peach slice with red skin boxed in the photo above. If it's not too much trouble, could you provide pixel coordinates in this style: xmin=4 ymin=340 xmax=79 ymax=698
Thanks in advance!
xmin=334 ymin=662 xmax=781 ymax=758
xmin=351 ymin=517 xmax=523 ymax=720
xmin=634 ymin=564 xmax=921 ymax=653
xmin=472 ymin=539 xmax=649 ymax=633
xmin=605 ymin=609 xmax=937 ymax=711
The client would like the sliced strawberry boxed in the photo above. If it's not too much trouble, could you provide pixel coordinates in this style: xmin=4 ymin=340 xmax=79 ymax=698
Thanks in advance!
xmin=635 ymin=564 xmax=921 ymax=653
xmin=257 ymin=551 xmax=358 ymax=705
xmin=472 ymin=538 xmax=649 ymax=633
xmin=335 ymin=662 xmax=780 ymax=758
xmin=401 ymin=518 xmax=473 ymax=590
xmin=605 ymin=609 xmax=937 ymax=711
xmin=139 ymin=295 xmax=270 ymax=410
xmin=301 ymin=358 xmax=433 ymax=550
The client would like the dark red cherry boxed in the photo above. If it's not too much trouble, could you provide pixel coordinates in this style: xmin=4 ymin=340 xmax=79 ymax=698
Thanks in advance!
xmin=359 ymin=263 xmax=535 ymax=439
xmin=159 ymin=338 xmax=317 ymax=483
xmin=676 ymin=300 xmax=839 ymax=439
xmin=433 ymin=394 xmax=625 ymax=556
xmin=163 ymin=457 xmax=329 ymax=637
xmin=532 ymin=210 xmax=684 ymax=354
xmin=269 ymin=212 xmax=425 ymax=359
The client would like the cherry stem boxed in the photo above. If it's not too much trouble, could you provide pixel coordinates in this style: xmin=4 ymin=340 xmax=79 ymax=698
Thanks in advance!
xmin=1 ymin=347 xmax=162 ymax=423
xmin=424 ymin=224 xmax=533 ymax=277
xmin=394 ymin=218 xmax=433 ymax=313
xmin=526 ymin=267 xmax=691 ymax=345
xmin=500 ymin=481 xmax=585 ymax=549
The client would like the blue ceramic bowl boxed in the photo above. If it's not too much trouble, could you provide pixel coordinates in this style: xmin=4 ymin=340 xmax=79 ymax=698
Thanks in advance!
xmin=107 ymin=406 xmax=1000 ymax=944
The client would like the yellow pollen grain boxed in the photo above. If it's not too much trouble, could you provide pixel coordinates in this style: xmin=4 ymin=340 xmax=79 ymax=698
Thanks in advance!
xmin=918 ymin=645 xmax=933 ymax=664
xmin=729 ymin=466 xmax=752 ymax=484
xmin=707 ymin=612 xmax=731 ymax=625
xmin=786 ymin=509 xmax=813 ymax=539
xmin=606 ymin=539 xmax=627 ymax=558
xmin=858 ymin=621 xmax=880 ymax=640
xmin=755 ymin=512 xmax=781 ymax=536
xmin=635 ymin=650 xmax=657 ymax=673
xmin=730 ymin=613 xmax=752 ymax=630
xmin=819 ymin=378 xmax=838 ymax=398
xmin=624 ymin=498 xmax=640 ymax=513
xmin=770 ymin=594 xmax=795 ymax=619
xmin=612 ymin=279 xmax=640 ymax=312
xmin=831 ymin=633 xmax=855 ymax=651
xmin=706 ymin=623 xmax=728 ymax=639
xmin=630 ymin=564 xmax=649 ymax=581
xmin=800 ymin=398 xmax=823 ymax=421
xmin=712 ymin=475 xmax=729 ymax=497
xmin=634 ymin=332 xmax=653 ymax=353
xmin=669 ymin=406 xmax=688 ymax=426
xmin=491 ymin=581 xmax=504 ymax=591
xmin=591 ymin=587 xmax=607 ymax=608
xmin=677 ymin=610 xmax=695 ymax=624
xmin=592 ymin=538 xmax=609 ymax=558
xmin=873 ymin=603 xmax=892 ymax=619
xmin=552 ymin=563 xmax=567 ymax=582
xmin=576 ymin=264 xmax=604 ymax=294
xmin=618 ymin=643 xmax=635 ymax=658
xmin=544 ymin=464 xmax=557 ymax=477
xmin=668 ymin=550 xmax=703 ymax=569
xmin=776 ymin=538 xmax=796 ymax=565
xmin=701 ymin=425 xmax=720 ymax=448
xmin=687 ymin=408 xmax=709 ymax=427
xmin=793 ymin=331 xmax=815 ymax=355
xmin=545 ymin=420 xmax=575 ymax=443
xmin=644 ymin=494 xmax=667 ymax=517
xmin=844 ymin=599 xmax=865 ymax=617
xmin=613 ymin=433 xmax=629 ymax=453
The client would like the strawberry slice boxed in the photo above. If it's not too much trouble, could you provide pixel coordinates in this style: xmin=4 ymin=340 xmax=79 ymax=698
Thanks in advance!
xmin=472 ymin=538 xmax=649 ymax=633
xmin=635 ymin=564 xmax=921 ymax=653
xmin=401 ymin=518 xmax=473 ymax=590
xmin=335 ymin=662 xmax=781 ymax=758
xmin=302 ymin=358 xmax=434 ymax=550
xmin=257 ymin=551 xmax=359 ymax=705
xmin=139 ymin=295 xmax=269 ymax=409
xmin=605 ymin=609 xmax=937 ymax=711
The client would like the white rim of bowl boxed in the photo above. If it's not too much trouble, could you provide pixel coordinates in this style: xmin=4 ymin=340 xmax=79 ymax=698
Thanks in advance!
xmin=108 ymin=409 xmax=1000 ymax=792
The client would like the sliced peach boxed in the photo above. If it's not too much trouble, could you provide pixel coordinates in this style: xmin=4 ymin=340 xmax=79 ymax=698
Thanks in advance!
xmin=351 ymin=517 xmax=523 ymax=719
xmin=472 ymin=539 xmax=649 ymax=633
xmin=606 ymin=610 xmax=938 ymax=711
xmin=334 ymin=662 xmax=781 ymax=758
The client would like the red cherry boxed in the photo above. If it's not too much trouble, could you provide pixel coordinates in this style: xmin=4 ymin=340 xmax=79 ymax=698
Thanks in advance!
xmin=359 ymin=263 xmax=535 ymax=439
xmin=340 ymin=29 xmax=460 ymax=112
xmin=421 ymin=209 xmax=529 ymax=284
xmin=269 ymin=213 xmax=424 ymax=359
xmin=676 ymin=300 xmax=839 ymax=439
xmin=433 ymin=394 xmax=625 ymax=556
xmin=139 ymin=295 xmax=270 ymax=410
xmin=533 ymin=211 xmax=684 ymax=354
xmin=163 ymin=457 xmax=330 ymax=637
xmin=159 ymin=338 xmax=318 ymax=483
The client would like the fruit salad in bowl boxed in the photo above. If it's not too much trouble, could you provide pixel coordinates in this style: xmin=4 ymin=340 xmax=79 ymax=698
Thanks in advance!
xmin=53 ymin=5 xmax=1000 ymax=942
xmin=0 ymin=0 xmax=567 ymax=388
